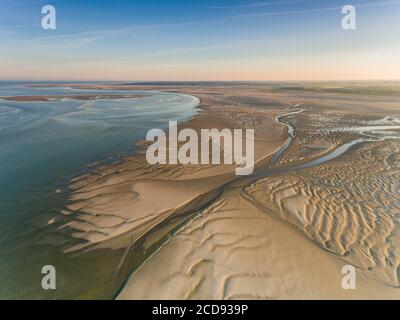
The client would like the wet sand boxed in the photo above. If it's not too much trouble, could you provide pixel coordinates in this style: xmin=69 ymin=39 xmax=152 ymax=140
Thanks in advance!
xmin=39 ymin=82 xmax=400 ymax=299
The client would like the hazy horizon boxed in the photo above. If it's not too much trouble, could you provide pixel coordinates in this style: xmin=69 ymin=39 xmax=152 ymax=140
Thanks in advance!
xmin=1 ymin=0 xmax=399 ymax=81
xmin=0 ymin=78 xmax=400 ymax=84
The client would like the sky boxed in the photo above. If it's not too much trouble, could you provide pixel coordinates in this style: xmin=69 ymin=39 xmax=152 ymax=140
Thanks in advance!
xmin=0 ymin=0 xmax=399 ymax=81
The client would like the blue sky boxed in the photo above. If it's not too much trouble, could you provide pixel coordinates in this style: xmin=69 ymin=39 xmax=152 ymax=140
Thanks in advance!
xmin=0 ymin=0 xmax=399 ymax=81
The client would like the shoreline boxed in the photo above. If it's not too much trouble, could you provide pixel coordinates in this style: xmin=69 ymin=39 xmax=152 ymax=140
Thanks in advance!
xmin=60 ymin=84 xmax=291 ymax=298
xmin=64 ymin=88 xmax=288 ymax=250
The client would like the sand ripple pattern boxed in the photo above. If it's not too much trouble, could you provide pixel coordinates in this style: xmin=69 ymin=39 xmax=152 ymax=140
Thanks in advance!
xmin=245 ymin=140 xmax=400 ymax=288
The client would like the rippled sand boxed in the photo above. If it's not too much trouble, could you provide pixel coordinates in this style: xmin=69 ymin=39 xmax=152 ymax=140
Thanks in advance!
xmin=118 ymin=130 xmax=400 ymax=299
xmin=42 ymin=82 xmax=400 ymax=299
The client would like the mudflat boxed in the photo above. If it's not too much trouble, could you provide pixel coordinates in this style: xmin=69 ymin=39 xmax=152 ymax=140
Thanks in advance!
xmin=43 ymin=81 xmax=400 ymax=299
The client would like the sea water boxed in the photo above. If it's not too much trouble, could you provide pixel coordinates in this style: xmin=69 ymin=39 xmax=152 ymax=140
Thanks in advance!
xmin=0 ymin=82 xmax=199 ymax=299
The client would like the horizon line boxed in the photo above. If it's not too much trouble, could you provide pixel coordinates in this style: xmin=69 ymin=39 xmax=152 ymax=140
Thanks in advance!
xmin=1 ymin=79 xmax=400 ymax=83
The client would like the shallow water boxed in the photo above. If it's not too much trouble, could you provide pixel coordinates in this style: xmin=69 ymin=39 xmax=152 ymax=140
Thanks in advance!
xmin=0 ymin=82 xmax=199 ymax=299
xmin=276 ymin=110 xmax=400 ymax=171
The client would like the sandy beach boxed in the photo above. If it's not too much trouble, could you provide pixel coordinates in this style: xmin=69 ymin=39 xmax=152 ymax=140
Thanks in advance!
xmin=33 ymin=82 xmax=400 ymax=299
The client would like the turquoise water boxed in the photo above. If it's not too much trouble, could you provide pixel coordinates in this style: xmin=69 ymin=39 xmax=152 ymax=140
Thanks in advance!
xmin=0 ymin=82 xmax=199 ymax=299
